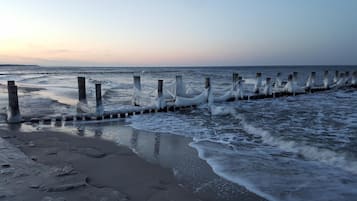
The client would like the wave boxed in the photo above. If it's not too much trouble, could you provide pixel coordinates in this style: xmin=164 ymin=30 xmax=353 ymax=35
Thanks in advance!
xmin=232 ymin=112 xmax=357 ymax=175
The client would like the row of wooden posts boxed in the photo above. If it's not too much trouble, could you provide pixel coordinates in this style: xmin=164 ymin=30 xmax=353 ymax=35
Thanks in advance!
xmin=6 ymin=70 xmax=357 ymax=124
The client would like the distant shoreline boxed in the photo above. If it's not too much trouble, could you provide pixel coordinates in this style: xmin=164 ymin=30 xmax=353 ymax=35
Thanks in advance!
xmin=0 ymin=64 xmax=39 ymax=67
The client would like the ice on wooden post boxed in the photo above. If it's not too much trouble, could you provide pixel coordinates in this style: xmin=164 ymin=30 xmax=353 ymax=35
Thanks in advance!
xmin=133 ymin=76 xmax=141 ymax=106
xmin=253 ymin=73 xmax=262 ymax=94
xmin=77 ymin=77 xmax=87 ymax=103
xmin=352 ymin=71 xmax=357 ymax=86
xmin=263 ymin=77 xmax=272 ymax=96
xmin=283 ymin=74 xmax=295 ymax=93
xmin=306 ymin=72 xmax=316 ymax=90
xmin=174 ymin=78 xmax=209 ymax=107
xmin=293 ymin=72 xmax=299 ymax=86
xmin=323 ymin=71 xmax=329 ymax=89
xmin=237 ymin=76 xmax=244 ymax=99
xmin=205 ymin=77 xmax=213 ymax=104
xmin=232 ymin=73 xmax=239 ymax=90
xmin=274 ymin=72 xmax=282 ymax=88
xmin=345 ymin=71 xmax=350 ymax=85
xmin=175 ymin=75 xmax=184 ymax=97
xmin=156 ymin=80 xmax=166 ymax=109
xmin=333 ymin=71 xmax=339 ymax=83
xmin=336 ymin=73 xmax=345 ymax=87
xmin=7 ymin=81 xmax=21 ymax=123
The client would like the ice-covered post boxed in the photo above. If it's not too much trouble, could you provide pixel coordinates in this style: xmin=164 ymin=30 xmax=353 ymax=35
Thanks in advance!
xmin=283 ymin=74 xmax=295 ymax=94
xmin=293 ymin=72 xmax=298 ymax=86
xmin=133 ymin=76 xmax=141 ymax=106
xmin=156 ymin=80 xmax=165 ymax=109
xmin=352 ymin=71 xmax=357 ymax=86
xmin=7 ymin=81 xmax=21 ymax=123
xmin=175 ymin=75 xmax=184 ymax=97
xmin=323 ymin=70 xmax=329 ymax=89
xmin=274 ymin=72 xmax=282 ymax=88
xmin=336 ymin=73 xmax=345 ymax=87
xmin=253 ymin=72 xmax=262 ymax=94
xmin=264 ymin=77 xmax=272 ymax=96
xmin=95 ymin=83 xmax=102 ymax=107
xmin=306 ymin=72 xmax=316 ymax=91
xmin=77 ymin=77 xmax=86 ymax=103
xmin=345 ymin=71 xmax=350 ymax=85
xmin=205 ymin=77 xmax=212 ymax=103
xmin=233 ymin=73 xmax=239 ymax=90
xmin=333 ymin=71 xmax=339 ymax=83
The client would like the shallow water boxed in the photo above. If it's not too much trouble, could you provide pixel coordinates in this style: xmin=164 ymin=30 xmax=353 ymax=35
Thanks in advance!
xmin=1 ymin=65 xmax=356 ymax=201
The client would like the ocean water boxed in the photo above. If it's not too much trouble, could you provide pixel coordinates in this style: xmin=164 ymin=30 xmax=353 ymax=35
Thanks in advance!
xmin=0 ymin=65 xmax=357 ymax=201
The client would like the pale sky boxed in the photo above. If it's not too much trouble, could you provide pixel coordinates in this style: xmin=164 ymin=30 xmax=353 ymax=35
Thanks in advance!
xmin=0 ymin=0 xmax=356 ymax=66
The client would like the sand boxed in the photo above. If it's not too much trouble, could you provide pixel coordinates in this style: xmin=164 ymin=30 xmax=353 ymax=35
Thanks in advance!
xmin=0 ymin=124 xmax=267 ymax=201
xmin=0 ymin=128 xmax=201 ymax=201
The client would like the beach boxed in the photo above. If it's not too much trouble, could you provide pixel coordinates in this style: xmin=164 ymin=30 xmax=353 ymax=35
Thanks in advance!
xmin=1 ymin=65 xmax=357 ymax=201
xmin=0 ymin=122 xmax=266 ymax=201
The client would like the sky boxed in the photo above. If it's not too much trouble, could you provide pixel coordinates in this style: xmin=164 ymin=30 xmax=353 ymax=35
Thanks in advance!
xmin=0 ymin=0 xmax=356 ymax=66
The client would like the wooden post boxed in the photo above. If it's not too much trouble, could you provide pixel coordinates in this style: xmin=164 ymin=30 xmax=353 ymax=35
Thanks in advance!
xmin=345 ymin=71 xmax=350 ymax=85
xmin=205 ymin=77 xmax=211 ymax=103
xmin=175 ymin=75 xmax=184 ymax=97
xmin=275 ymin=72 xmax=282 ymax=88
xmin=293 ymin=72 xmax=298 ymax=85
xmin=264 ymin=77 xmax=272 ymax=96
xmin=323 ymin=70 xmax=329 ymax=89
xmin=7 ymin=82 xmax=21 ymax=123
xmin=254 ymin=72 xmax=262 ymax=94
xmin=233 ymin=73 xmax=239 ymax=90
xmin=77 ymin=77 xmax=86 ymax=103
xmin=158 ymin=80 xmax=163 ymax=98
xmin=352 ymin=71 xmax=357 ymax=86
xmin=306 ymin=72 xmax=316 ymax=92
xmin=133 ymin=76 xmax=141 ymax=106
xmin=205 ymin=77 xmax=210 ymax=89
xmin=95 ymin=83 xmax=102 ymax=107
xmin=333 ymin=70 xmax=339 ymax=83
xmin=8 ymin=80 xmax=15 ymax=86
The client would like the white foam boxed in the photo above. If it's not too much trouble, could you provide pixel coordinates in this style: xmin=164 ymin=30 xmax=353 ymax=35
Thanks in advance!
xmin=234 ymin=113 xmax=357 ymax=174
xmin=190 ymin=142 xmax=278 ymax=201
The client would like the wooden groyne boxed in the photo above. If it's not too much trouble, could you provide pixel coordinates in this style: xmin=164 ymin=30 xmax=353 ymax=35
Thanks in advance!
xmin=5 ymin=70 xmax=357 ymax=124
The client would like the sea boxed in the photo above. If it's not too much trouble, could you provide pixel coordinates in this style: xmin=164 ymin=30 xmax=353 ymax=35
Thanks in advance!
xmin=0 ymin=65 xmax=357 ymax=201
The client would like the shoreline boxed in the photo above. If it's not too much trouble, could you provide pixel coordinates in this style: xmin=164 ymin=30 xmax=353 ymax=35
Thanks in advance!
xmin=0 ymin=122 xmax=267 ymax=201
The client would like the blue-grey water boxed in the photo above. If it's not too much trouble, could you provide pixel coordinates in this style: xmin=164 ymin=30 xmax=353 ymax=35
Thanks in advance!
xmin=0 ymin=65 xmax=356 ymax=201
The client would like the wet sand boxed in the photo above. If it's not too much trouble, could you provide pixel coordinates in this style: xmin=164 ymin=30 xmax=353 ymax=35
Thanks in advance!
xmin=0 ymin=123 xmax=266 ymax=201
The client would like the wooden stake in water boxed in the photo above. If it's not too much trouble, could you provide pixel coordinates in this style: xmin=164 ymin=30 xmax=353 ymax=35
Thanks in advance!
xmin=264 ymin=77 xmax=272 ymax=96
xmin=293 ymin=72 xmax=298 ymax=86
xmin=205 ymin=77 xmax=211 ymax=103
xmin=157 ymin=80 xmax=165 ymax=109
xmin=333 ymin=71 xmax=339 ymax=83
xmin=352 ymin=71 xmax=357 ymax=86
xmin=7 ymin=82 xmax=21 ymax=123
xmin=77 ymin=77 xmax=86 ymax=103
xmin=133 ymin=76 xmax=141 ymax=106
xmin=158 ymin=80 xmax=163 ymax=98
xmin=233 ymin=73 xmax=239 ymax=90
xmin=254 ymin=73 xmax=262 ymax=94
xmin=176 ymin=75 xmax=184 ymax=97
xmin=306 ymin=72 xmax=316 ymax=91
xmin=275 ymin=72 xmax=282 ymax=88
xmin=95 ymin=83 xmax=102 ymax=107
xmin=323 ymin=70 xmax=329 ymax=89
